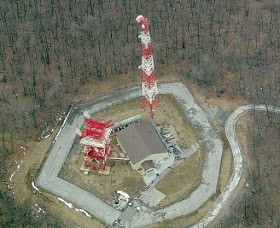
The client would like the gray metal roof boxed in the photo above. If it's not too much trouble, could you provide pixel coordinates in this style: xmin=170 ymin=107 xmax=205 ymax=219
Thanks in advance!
xmin=116 ymin=122 xmax=167 ymax=165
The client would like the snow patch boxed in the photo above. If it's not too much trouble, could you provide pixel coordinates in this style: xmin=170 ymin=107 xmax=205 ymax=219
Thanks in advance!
xmin=35 ymin=203 xmax=45 ymax=214
xmin=9 ymin=172 xmax=16 ymax=182
xmin=58 ymin=197 xmax=73 ymax=208
xmin=9 ymin=160 xmax=23 ymax=182
xmin=57 ymin=198 xmax=91 ymax=217
xmin=57 ymin=198 xmax=92 ymax=218
xmin=53 ymin=108 xmax=72 ymax=144
xmin=75 ymin=208 xmax=91 ymax=217
xmin=32 ymin=181 xmax=41 ymax=193
xmin=117 ymin=190 xmax=130 ymax=202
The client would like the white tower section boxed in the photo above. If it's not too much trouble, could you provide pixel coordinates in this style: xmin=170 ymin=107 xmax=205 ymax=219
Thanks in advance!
xmin=136 ymin=15 xmax=159 ymax=119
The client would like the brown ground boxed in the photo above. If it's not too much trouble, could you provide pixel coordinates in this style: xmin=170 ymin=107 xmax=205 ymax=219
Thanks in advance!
xmin=6 ymin=130 xmax=105 ymax=228
xmin=4 ymin=76 xmax=180 ymax=228
xmin=185 ymin=76 xmax=249 ymax=113
xmin=59 ymin=94 xmax=197 ymax=205
xmin=153 ymin=95 xmax=196 ymax=149
xmin=94 ymin=94 xmax=197 ymax=149
xmin=155 ymin=148 xmax=204 ymax=208
xmin=59 ymin=138 xmax=146 ymax=203
xmin=148 ymin=138 xmax=233 ymax=228
xmin=147 ymin=79 xmax=249 ymax=228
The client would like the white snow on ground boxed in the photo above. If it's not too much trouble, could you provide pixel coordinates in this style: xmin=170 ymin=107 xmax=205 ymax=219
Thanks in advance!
xmin=32 ymin=181 xmax=41 ymax=193
xmin=58 ymin=197 xmax=73 ymax=208
xmin=8 ymin=149 xmax=26 ymax=190
xmin=117 ymin=190 xmax=130 ymax=202
xmin=53 ymin=110 xmax=72 ymax=144
xmin=75 ymin=208 xmax=91 ymax=217
xmin=20 ymin=146 xmax=26 ymax=155
xmin=9 ymin=172 xmax=16 ymax=182
xmin=9 ymin=160 xmax=23 ymax=182
xmin=16 ymin=160 xmax=23 ymax=172
xmin=57 ymin=199 xmax=91 ymax=217
xmin=35 ymin=203 xmax=45 ymax=214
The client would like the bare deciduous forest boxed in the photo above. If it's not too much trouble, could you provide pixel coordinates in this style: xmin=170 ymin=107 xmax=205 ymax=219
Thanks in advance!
xmin=0 ymin=0 xmax=279 ymax=227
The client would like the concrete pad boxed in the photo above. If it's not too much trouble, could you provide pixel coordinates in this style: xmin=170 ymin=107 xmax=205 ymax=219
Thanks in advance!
xmin=139 ymin=187 xmax=166 ymax=207
xmin=119 ymin=152 xmax=125 ymax=158
xmin=143 ymin=172 xmax=157 ymax=185
xmin=156 ymin=154 xmax=175 ymax=173
xmin=181 ymin=143 xmax=200 ymax=158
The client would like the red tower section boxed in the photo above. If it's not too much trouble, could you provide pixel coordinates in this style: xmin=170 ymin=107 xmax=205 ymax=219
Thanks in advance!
xmin=79 ymin=117 xmax=113 ymax=171
xmin=136 ymin=15 xmax=159 ymax=119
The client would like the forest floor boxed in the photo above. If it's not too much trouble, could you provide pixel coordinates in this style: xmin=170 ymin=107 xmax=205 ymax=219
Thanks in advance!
xmin=5 ymin=75 xmax=250 ymax=228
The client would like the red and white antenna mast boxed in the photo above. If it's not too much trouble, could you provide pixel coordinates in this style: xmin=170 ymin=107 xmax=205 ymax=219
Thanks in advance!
xmin=136 ymin=15 xmax=159 ymax=119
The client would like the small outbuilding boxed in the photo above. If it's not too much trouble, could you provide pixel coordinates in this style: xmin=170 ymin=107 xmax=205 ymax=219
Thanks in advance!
xmin=116 ymin=121 xmax=168 ymax=175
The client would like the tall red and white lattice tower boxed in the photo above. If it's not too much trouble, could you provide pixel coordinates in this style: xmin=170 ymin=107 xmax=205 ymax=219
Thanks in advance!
xmin=136 ymin=15 xmax=159 ymax=119
xmin=77 ymin=116 xmax=113 ymax=171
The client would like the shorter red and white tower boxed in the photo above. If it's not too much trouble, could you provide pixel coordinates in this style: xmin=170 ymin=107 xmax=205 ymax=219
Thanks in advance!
xmin=136 ymin=15 xmax=159 ymax=119
xmin=77 ymin=114 xmax=113 ymax=172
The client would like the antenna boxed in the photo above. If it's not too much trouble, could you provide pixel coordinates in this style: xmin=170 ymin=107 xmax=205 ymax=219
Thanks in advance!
xmin=136 ymin=15 xmax=159 ymax=119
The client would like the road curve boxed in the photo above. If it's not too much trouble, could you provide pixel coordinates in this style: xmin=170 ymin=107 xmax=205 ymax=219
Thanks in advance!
xmin=193 ymin=105 xmax=280 ymax=227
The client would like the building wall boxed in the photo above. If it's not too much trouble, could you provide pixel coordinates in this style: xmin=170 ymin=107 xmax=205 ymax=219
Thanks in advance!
xmin=117 ymin=137 xmax=127 ymax=155
xmin=131 ymin=152 xmax=169 ymax=170
xmin=142 ymin=167 xmax=157 ymax=176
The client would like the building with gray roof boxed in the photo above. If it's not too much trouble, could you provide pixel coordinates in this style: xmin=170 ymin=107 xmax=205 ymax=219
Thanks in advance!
xmin=116 ymin=121 xmax=169 ymax=175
